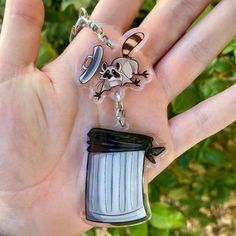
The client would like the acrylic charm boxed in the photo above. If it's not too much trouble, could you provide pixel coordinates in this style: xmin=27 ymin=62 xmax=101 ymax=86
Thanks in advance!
xmin=80 ymin=45 xmax=104 ymax=84
xmin=71 ymin=11 xmax=167 ymax=226
xmin=85 ymin=128 xmax=165 ymax=226
xmin=79 ymin=32 xmax=149 ymax=101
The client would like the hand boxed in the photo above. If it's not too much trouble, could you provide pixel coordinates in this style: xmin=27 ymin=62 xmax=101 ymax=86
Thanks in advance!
xmin=0 ymin=0 xmax=235 ymax=235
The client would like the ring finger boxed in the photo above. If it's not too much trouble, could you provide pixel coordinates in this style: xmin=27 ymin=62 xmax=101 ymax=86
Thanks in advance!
xmin=140 ymin=0 xmax=212 ymax=64
xmin=155 ymin=0 xmax=236 ymax=102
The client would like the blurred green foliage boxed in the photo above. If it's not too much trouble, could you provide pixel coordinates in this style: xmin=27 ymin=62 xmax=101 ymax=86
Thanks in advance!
xmin=0 ymin=0 xmax=236 ymax=235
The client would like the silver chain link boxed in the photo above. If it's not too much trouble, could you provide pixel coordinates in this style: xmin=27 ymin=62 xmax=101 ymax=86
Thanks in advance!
xmin=70 ymin=8 xmax=125 ymax=127
xmin=69 ymin=8 xmax=113 ymax=49
xmin=115 ymin=93 xmax=125 ymax=128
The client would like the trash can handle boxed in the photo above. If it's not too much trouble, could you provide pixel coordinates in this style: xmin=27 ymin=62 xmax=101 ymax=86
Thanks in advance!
xmin=82 ymin=56 xmax=93 ymax=70
xmin=145 ymin=146 xmax=165 ymax=164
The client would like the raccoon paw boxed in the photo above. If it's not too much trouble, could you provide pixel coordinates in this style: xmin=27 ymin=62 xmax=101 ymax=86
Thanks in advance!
xmin=94 ymin=92 xmax=102 ymax=100
xmin=133 ymin=79 xmax=141 ymax=87
xmin=142 ymin=70 xmax=149 ymax=79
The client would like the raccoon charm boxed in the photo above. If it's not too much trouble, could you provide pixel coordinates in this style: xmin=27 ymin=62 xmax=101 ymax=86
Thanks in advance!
xmin=79 ymin=32 xmax=149 ymax=100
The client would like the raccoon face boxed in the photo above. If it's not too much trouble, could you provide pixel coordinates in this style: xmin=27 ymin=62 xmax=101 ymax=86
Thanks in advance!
xmin=100 ymin=62 xmax=122 ymax=81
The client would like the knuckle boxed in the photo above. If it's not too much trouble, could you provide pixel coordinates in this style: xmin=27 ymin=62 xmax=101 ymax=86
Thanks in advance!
xmin=155 ymin=57 xmax=184 ymax=102
xmin=9 ymin=1 xmax=44 ymax=28
xmin=170 ymin=0 xmax=196 ymax=20
xmin=155 ymin=62 xmax=172 ymax=97
xmin=189 ymin=39 xmax=210 ymax=63
xmin=194 ymin=105 xmax=212 ymax=136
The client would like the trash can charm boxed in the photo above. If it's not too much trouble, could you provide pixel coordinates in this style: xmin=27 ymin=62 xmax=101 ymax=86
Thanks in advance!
xmin=85 ymin=128 xmax=165 ymax=226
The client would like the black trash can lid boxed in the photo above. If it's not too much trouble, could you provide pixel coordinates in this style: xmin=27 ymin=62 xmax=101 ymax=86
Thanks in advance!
xmin=87 ymin=128 xmax=165 ymax=164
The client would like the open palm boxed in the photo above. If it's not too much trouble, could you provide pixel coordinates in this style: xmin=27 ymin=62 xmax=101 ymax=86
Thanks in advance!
xmin=0 ymin=0 xmax=235 ymax=235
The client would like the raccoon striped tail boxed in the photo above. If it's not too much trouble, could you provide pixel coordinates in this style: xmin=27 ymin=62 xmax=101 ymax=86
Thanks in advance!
xmin=122 ymin=32 xmax=144 ymax=57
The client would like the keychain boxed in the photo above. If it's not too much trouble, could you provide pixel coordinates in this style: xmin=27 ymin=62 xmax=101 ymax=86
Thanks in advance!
xmin=70 ymin=8 xmax=166 ymax=227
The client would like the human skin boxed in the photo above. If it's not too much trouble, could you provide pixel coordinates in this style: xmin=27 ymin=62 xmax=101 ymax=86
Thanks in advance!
xmin=0 ymin=0 xmax=235 ymax=235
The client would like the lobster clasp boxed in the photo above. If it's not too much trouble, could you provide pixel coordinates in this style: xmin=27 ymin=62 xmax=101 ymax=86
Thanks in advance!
xmin=69 ymin=8 xmax=113 ymax=49
xmin=115 ymin=93 xmax=125 ymax=127
xmin=69 ymin=8 xmax=89 ymax=42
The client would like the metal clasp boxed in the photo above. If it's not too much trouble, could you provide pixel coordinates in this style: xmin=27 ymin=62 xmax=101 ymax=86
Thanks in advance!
xmin=115 ymin=93 xmax=125 ymax=127
xmin=69 ymin=8 xmax=113 ymax=49
xmin=69 ymin=8 xmax=89 ymax=42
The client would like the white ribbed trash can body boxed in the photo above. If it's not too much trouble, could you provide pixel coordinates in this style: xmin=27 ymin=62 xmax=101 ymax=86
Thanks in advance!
xmin=86 ymin=151 xmax=148 ymax=224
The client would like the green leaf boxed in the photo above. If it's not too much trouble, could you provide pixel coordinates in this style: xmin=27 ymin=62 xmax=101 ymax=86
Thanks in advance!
xmin=156 ymin=229 xmax=169 ymax=236
xmin=45 ymin=9 xmax=67 ymax=23
xmin=141 ymin=0 xmax=156 ymax=12
xmin=201 ymin=148 xmax=226 ymax=166
xmin=78 ymin=229 xmax=96 ymax=236
xmin=108 ymin=227 xmax=127 ymax=236
xmin=178 ymin=232 xmax=204 ymax=236
xmin=234 ymin=48 xmax=236 ymax=64
xmin=222 ymin=37 xmax=236 ymax=54
xmin=211 ymin=186 xmax=230 ymax=203
xmin=61 ymin=0 xmax=91 ymax=11
xmin=211 ymin=58 xmax=232 ymax=72
xmin=168 ymin=187 xmax=189 ymax=201
xmin=150 ymin=203 xmax=186 ymax=229
xmin=225 ymin=173 xmax=236 ymax=187
xmin=149 ymin=227 xmax=170 ymax=236
xmin=171 ymin=85 xmax=199 ymax=114
xmin=199 ymin=78 xmax=233 ymax=98
xmin=154 ymin=171 xmax=178 ymax=189
xmin=189 ymin=162 xmax=206 ymax=175
xmin=129 ymin=222 xmax=148 ymax=236
xmin=37 ymin=40 xmax=57 ymax=68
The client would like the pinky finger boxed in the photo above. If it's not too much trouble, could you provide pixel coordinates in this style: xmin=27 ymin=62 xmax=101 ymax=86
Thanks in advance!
xmin=169 ymin=84 xmax=236 ymax=158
